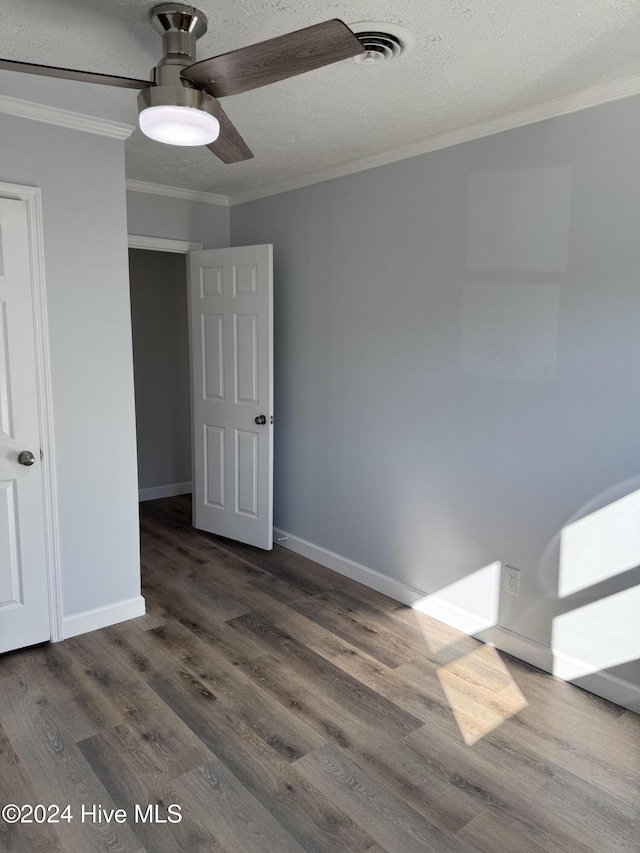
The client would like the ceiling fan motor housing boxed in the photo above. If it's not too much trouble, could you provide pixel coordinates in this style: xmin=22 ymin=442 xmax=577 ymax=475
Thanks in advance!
xmin=148 ymin=4 xmax=209 ymax=87
xmin=150 ymin=4 xmax=208 ymax=64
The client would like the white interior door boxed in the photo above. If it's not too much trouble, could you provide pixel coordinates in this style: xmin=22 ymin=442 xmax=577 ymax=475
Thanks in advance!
xmin=189 ymin=245 xmax=273 ymax=549
xmin=0 ymin=197 xmax=50 ymax=653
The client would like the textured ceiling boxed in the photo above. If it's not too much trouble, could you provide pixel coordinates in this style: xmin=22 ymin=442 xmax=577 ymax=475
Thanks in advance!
xmin=1 ymin=0 xmax=639 ymax=198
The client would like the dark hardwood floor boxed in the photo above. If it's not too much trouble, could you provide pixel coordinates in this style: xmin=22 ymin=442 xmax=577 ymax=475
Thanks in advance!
xmin=0 ymin=495 xmax=638 ymax=852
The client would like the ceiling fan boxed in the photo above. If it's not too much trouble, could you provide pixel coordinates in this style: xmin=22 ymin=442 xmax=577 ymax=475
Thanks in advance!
xmin=0 ymin=3 xmax=366 ymax=164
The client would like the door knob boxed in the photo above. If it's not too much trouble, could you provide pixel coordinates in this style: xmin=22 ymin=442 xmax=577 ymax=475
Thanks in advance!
xmin=18 ymin=450 xmax=36 ymax=466
xmin=254 ymin=415 xmax=267 ymax=425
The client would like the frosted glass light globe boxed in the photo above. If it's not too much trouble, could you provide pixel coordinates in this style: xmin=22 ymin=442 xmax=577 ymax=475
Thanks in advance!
xmin=139 ymin=105 xmax=220 ymax=146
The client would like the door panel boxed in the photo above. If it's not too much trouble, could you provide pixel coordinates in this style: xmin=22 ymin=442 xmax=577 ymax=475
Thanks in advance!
xmin=190 ymin=245 xmax=273 ymax=549
xmin=202 ymin=314 xmax=224 ymax=399
xmin=234 ymin=313 xmax=258 ymax=403
xmin=236 ymin=428 xmax=258 ymax=516
xmin=0 ymin=479 xmax=21 ymax=607
xmin=0 ymin=302 xmax=14 ymax=440
xmin=204 ymin=424 xmax=225 ymax=508
xmin=0 ymin=197 xmax=50 ymax=653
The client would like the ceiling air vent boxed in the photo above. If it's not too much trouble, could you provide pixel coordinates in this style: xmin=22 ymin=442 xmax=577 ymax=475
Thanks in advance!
xmin=350 ymin=21 xmax=414 ymax=65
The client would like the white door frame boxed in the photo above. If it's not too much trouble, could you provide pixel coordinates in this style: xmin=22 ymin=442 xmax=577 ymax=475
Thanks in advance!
xmin=0 ymin=182 xmax=62 ymax=642
xmin=128 ymin=235 xmax=203 ymax=253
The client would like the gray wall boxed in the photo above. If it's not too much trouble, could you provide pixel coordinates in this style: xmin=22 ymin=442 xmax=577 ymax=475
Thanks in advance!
xmin=126 ymin=190 xmax=229 ymax=248
xmin=129 ymin=249 xmax=191 ymax=491
xmin=231 ymin=95 xmax=640 ymax=688
xmin=1 ymin=114 xmax=140 ymax=618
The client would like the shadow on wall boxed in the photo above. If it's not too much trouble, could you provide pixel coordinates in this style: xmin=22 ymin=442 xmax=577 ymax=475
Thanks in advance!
xmin=541 ymin=478 xmax=640 ymax=685
xmin=410 ymin=478 xmax=640 ymax=733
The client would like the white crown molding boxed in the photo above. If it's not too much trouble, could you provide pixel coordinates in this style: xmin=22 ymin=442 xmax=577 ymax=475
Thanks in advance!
xmin=128 ymin=235 xmax=202 ymax=253
xmin=0 ymin=94 xmax=134 ymax=139
xmin=126 ymin=179 xmax=229 ymax=206
xmin=230 ymin=74 xmax=640 ymax=206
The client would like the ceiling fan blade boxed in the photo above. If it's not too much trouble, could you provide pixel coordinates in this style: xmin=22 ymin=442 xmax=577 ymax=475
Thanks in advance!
xmin=0 ymin=58 xmax=151 ymax=90
xmin=182 ymin=19 xmax=364 ymax=98
xmin=207 ymin=108 xmax=254 ymax=164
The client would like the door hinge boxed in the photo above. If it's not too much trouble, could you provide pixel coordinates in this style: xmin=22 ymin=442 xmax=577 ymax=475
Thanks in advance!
xmin=270 ymin=415 xmax=274 ymax=424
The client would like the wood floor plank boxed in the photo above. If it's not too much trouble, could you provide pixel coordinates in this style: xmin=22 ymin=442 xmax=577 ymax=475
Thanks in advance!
xmin=456 ymin=808 xmax=559 ymax=853
xmin=533 ymin=768 xmax=639 ymax=850
xmin=174 ymin=759 xmax=306 ymax=853
xmin=226 ymin=611 xmax=424 ymax=738
xmin=310 ymin=630 xmax=399 ymax=684
xmin=390 ymin=606 xmax=485 ymax=660
xmin=148 ymin=675 xmax=377 ymax=852
xmin=493 ymin=658 xmax=640 ymax=780
xmin=198 ymin=642 xmax=479 ymax=837
xmin=339 ymin=655 xmax=470 ymax=740
xmin=248 ymin=553 xmax=404 ymax=614
xmin=52 ymin=631 xmax=172 ymax=727
xmin=140 ymin=572 xmax=273 ymax=666
xmin=249 ymin=573 xmax=323 ymax=606
xmin=0 ymin=644 xmax=115 ymax=744
xmin=287 ymin=590 xmax=427 ymax=668
xmin=295 ymin=744 xmax=467 ymax=853
xmin=402 ymin=726 xmax=611 ymax=853
xmin=191 ymin=619 xmax=480 ymax=836
xmin=338 ymin=727 xmax=478 ymax=836
xmin=105 ymin=619 xmax=328 ymax=764
xmin=455 ymin=765 xmax=636 ymax=853
xmin=78 ymin=728 xmax=225 ymax=853
xmin=0 ymin=721 xmax=65 ymax=853
xmin=0 ymin=668 xmax=141 ymax=853
xmin=197 ymin=565 xmax=341 ymax=649
xmin=486 ymin=695 xmax=640 ymax=805
xmin=143 ymin=550 xmax=250 ymax=623
xmin=404 ymin=720 xmax=553 ymax=807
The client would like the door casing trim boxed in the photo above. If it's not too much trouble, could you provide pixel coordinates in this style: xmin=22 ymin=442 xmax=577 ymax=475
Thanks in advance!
xmin=128 ymin=234 xmax=203 ymax=253
xmin=0 ymin=182 xmax=62 ymax=642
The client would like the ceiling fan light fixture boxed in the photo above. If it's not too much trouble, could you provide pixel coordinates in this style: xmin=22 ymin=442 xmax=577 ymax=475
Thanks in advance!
xmin=139 ymin=105 xmax=220 ymax=145
xmin=137 ymin=84 xmax=221 ymax=147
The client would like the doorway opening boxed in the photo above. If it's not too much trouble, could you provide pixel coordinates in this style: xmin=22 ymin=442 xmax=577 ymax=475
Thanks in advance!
xmin=127 ymin=236 xmax=199 ymax=503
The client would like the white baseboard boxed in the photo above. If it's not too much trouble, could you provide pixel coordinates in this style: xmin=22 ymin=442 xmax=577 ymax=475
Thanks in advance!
xmin=273 ymin=527 xmax=640 ymax=714
xmin=273 ymin=527 xmax=428 ymax=607
xmin=61 ymin=595 xmax=146 ymax=640
xmin=482 ymin=625 xmax=555 ymax=673
xmin=138 ymin=481 xmax=192 ymax=502
xmin=567 ymin=668 xmax=640 ymax=714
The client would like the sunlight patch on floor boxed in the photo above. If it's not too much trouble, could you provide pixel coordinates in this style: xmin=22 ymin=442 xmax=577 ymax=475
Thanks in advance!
xmin=395 ymin=607 xmax=473 ymax=655
xmin=396 ymin=562 xmax=501 ymax=655
xmin=436 ymin=644 xmax=528 ymax=745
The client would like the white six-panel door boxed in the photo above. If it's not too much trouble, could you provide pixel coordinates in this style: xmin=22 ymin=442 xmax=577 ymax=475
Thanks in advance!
xmin=189 ymin=245 xmax=273 ymax=550
xmin=0 ymin=197 xmax=50 ymax=653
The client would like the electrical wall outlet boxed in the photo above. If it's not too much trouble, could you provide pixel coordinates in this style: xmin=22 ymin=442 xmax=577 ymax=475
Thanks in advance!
xmin=503 ymin=565 xmax=521 ymax=596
